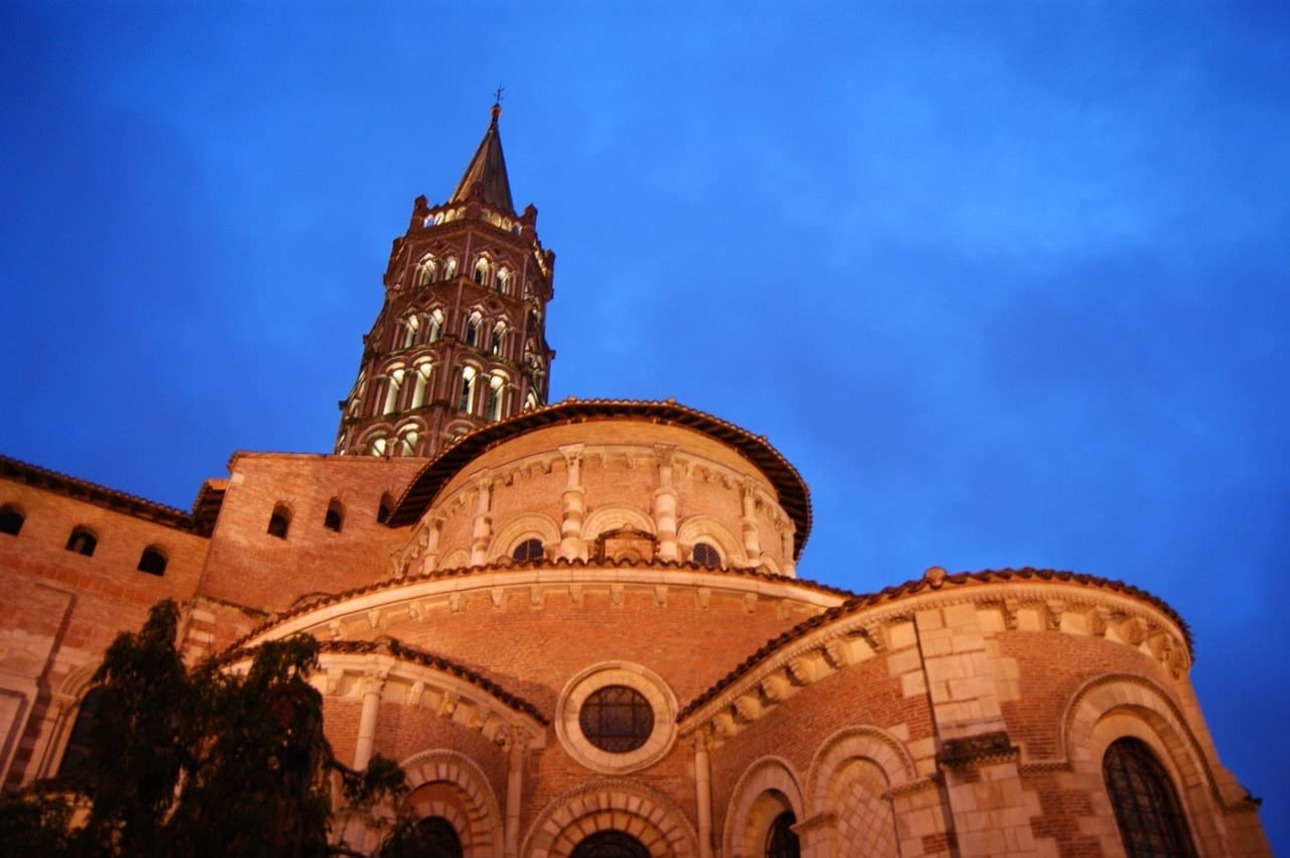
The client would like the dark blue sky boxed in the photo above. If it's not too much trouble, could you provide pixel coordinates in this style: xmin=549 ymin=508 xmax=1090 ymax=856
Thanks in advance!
xmin=3 ymin=3 xmax=1287 ymax=847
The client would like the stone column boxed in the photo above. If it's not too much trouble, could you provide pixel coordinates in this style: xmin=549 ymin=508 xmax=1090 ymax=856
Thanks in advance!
xmin=739 ymin=478 xmax=762 ymax=565
xmin=418 ymin=515 xmax=444 ymax=574
xmin=692 ymin=732 xmax=714 ymax=858
xmin=653 ymin=445 xmax=679 ymax=562
xmin=558 ymin=445 xmax=586 ymax=560
xmin=469 ymin=473 xmax=493 ymax=566
xmin=503 ymin=728 xmax=529 ymax=858
xmin=352 ymin=670 xmax=388 ymax=770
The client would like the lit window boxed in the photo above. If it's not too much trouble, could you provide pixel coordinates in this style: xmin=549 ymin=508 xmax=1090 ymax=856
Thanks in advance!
xmin=512 ymin=538 xmax=543 ymax=562
xmin=428 ymin=309 xmax=444 ymax=342
xmin=382 ymin=369 xmax=404 ymax=415
xmin=496 ymin=269 xmax=509 ymax=294
xmin=369 ymin=436 xmax=388 ymax=456
xmin=459 ymin=367 xmax=477 ymax=413
xmin=0 ymin=504 xmax=23 ymax=536
xmin=486 ymin=376 xmax=505 ymax=421
xmin=267 ymin=504 xmax=291 ymax=539
xmin=490 ymin=325 xmax=506 ymax=357
xmin=137 ymin=546 xmax=167 ymax=576
xmin=65 ymin=527 xmax=97 ymax=557
xmin=443 ymin=257 xmax=457 ymax=280
xmin=692 ymin=542 xmax=721 ymax=567
xmin=579 ymin=685 xmax=654 ymax=753
xmin=1104 ymin=737 xmax=1197 ymax=858
xmin=418 ymin=256 xmax=436 ymax=286
xmin=410 ymin=362 xmax=433 ymax=409
xmin=324 ymin=499 xmax=344 ymax=532
xmin=473 ymin=259 xmax=489 ymax=285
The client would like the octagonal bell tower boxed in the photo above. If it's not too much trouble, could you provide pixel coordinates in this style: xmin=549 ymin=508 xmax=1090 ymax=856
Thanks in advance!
xmin=335 ymin=103 xmax=556 ymax=459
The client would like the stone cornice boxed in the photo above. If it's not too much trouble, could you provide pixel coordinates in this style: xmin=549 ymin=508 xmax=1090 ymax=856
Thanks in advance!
xmin=679 ymin=568 xmax=1194 ymax=743
xmin=230 ymin=561 xmax=854 ymax=650
xmin=0 ymin=453 xmax=207 ymax=535
xmin=221 ymin=635 xmax=548 ymax=735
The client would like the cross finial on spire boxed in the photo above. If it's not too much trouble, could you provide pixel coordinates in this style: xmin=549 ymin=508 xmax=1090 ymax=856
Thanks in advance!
xmin=491 ymin=85 xmax=505 ymax=123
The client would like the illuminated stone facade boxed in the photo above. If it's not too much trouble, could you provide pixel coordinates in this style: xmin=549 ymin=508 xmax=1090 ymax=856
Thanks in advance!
xmin=0 ymin=111 xmax=1271 ymax=857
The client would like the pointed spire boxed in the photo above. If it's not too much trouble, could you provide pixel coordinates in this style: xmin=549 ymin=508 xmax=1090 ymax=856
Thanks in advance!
xmin=449 ymin=101 xmax=515 ymax=214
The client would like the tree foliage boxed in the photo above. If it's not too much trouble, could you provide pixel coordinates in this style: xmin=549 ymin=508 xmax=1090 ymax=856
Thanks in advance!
xmin=0 ymin=600 xmax=430 ymax=856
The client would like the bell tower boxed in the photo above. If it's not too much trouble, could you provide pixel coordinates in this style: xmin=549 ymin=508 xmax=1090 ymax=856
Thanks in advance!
xmin=335 ymin=103 xmax=556 ymax=459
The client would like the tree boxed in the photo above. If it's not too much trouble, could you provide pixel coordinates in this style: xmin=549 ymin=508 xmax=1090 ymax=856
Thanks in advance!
xmin=0 ymin=600 xmax=428 ymax=856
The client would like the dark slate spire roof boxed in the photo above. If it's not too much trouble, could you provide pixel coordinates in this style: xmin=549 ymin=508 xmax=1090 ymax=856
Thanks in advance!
xmin=449 ymin=103 xmax=515 ymax=214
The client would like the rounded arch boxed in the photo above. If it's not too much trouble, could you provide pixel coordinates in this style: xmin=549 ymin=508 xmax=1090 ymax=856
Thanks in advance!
xmin=524 ymin=778 xmax=697 ymax=858
xmin=805 ymin=727 xmax=913 ymax=858
xmin=488 ymin=513 xmax=560 ymax=562
xmin=723 ymin=757 xmax=805 ymax=858
xmin=582 ymin=505 xmax=655 ymax=542
xmin=677 ymin=515 xmax=745 ymax=568
xmin=400 ymin=749 xmax=503 ymax=858
xmin=806 ymin=725 xmax=916 ymax=808
xmin=1062 ymin=673 xmax=1225 ymax=855
xmin=33 ymin=662 xmax=101 ymax=779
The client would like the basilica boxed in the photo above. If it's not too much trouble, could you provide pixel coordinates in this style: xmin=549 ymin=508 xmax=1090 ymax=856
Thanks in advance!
xmin=0 ymin=106 xmax=1271 ymax=856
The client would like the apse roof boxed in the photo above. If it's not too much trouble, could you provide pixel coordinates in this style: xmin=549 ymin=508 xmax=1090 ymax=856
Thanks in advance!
xmin=448 ymin=104 xmax=515 ymax=215
xmin=388 ymin=397 xmax=813 ymax=559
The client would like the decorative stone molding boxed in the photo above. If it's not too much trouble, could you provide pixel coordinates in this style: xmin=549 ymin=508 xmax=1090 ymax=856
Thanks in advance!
xmin=554 ymin=661 xmax=678 ymax=775
xmin=523 ymin=776 xmax=697 ymax=858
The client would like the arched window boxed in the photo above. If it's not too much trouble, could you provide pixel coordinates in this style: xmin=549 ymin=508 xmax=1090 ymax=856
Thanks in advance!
xmin=459 ymin=367 xmax=478 ymax=413
xmin=765 ymin=810 xmax=800 ymax=858
xmin=496 ymin=268 xmax=509 ymax=294
xmin=415 ymin=817 xmax=463 ymax=858
xmin=0 ymin=504 xmax=23 ymax=536
xmin=1103 ymin=737 xmax=1196 ymax=858
xmin=473 ymin=258 xmax=489 ymax=285
xmin=410 ymin=361 xmax=433 ymax=409
xmin=324 ymin=499 xmax=344 ymax=532
xmin=137 ymin=546 xmax=167 ymax=576
xmin=512 ymin=538 xmax=543 ymax=562
xmin=267 ymin=504 xmax=291 ymax=539
xmin=692 ymin=542 xmax=721 ymax=567
xmin=397 ymin=428 xmax=420 ymax=457
xmin=369 ymin=435 xmax=389 ymax=457
xmin=57 ymin=687 xmax=102 ymax=778
xmin=464 ymin=314 xmax=482 ymax=347
xmin=377 ymin=493 xmax=394 ymax=524
xmin=443 ymin=257 xmax=458 ymax=280
xmin=418 ymin=256 xmax=436 ymax=286
xmin=428 ymin=309 xmax=444 ymax=343
xmin=382 ymin=369 xmax=405 ymax=415
xmin=570 ymin=830 xmax=650 ymax=858
xmin=401 ymin=316 xmax=419 ymax=349
xmin=486 ymin=375 xmax=506 ymax=422
xmin=490 ymin=323 xmax=507 ymax=358
xmin=65 ymin=527 xmax=97 ymax=557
